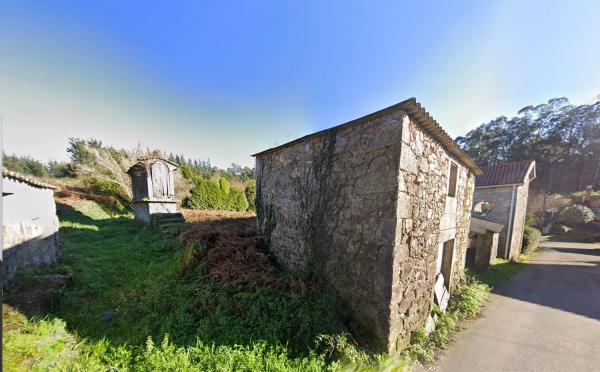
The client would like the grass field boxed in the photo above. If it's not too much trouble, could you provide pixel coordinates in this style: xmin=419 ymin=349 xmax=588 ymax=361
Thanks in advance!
xmin=4 ymin=199 xmax=411 ymax=371
xmin=4 ymin=197 xmax=522 ymax=371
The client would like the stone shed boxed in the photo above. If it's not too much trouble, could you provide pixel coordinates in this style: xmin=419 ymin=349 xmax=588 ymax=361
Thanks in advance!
xmin=473 ymin=160 xmax=536 ymax=261
xmin=253 ymin=98 xmax=481 ymax=352
xmin=468 ymin=217 xmax=503 ymax=271
xmin=2 ymin=169 xmax=59 ymax=287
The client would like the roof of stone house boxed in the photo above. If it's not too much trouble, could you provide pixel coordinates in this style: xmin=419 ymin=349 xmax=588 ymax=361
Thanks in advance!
xmin=251 ymin=98 xmax=482 ymax=175
xmin=475 ymin=160 xmax=536 ymax=188
xmin=2 ymin=168 xmax=57 ymax=190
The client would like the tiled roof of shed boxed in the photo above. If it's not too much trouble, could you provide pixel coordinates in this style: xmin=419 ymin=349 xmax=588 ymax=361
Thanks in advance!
xmin=475 ymin=160 xmax=536 ymax=187
xmin=2 ymin=168 xmax=58 ymax=190
xmin=252 ymin=98 xmax=482 ymax=175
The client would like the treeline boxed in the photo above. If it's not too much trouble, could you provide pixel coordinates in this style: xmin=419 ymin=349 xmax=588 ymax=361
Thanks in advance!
xmin=457 ymin=97 xmax=600 ymax=193
xmin=165 ymin=153 xmax=254 ymax=183
xmin=3 ymin=153 xmax=73 ymax=178
xmin=3 ymin=137 xmax=256 ymax=212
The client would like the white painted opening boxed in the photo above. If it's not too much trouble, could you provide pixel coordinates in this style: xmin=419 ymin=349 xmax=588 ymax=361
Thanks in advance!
xmin=447 ymin=162 xmax=458 ymax=197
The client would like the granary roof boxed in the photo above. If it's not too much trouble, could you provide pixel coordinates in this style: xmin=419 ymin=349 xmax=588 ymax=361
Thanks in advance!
xmin=127 ymin=157 xmax=179 ymax=173
xmin=252 ymin=98 xmax=482 ymax=175
xmin=470 ymin=217 xmax=504 ymax=234
xmin=2 ymin=168 xmax=57 ymax=190
xmin=475 ymin=160 xmax=536 ymax=188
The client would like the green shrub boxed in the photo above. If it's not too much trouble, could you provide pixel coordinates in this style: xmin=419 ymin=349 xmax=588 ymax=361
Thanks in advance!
xmin=245 ymin=180 xmax=257 ymax=211
xmin=184 ymin=177 xmax=249 ymax=211
xmin=558 ymin=204 xmax=595 ymax=225
xmin=522 ymin=225 xmax=542 ymax=253
xmin=218 ymin=177 xmax=230 ymax=194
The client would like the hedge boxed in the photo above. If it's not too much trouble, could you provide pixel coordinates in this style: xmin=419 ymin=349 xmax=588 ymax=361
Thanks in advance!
xmin=183 ymin=177 xmax=249 ymax=212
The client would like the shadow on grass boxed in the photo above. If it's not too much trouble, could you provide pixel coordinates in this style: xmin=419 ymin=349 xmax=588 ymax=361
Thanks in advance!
xmin=9 ymin=203 xmax=353 ymax=359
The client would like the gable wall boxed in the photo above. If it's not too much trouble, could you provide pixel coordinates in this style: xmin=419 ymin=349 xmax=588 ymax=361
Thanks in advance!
xmin=388 ymin=117 xmax=474 ymax=352
xmin=255 ymin=110 xmax=406 ymax=348
xmin=472 ymin=185 xmax=513 ymax=257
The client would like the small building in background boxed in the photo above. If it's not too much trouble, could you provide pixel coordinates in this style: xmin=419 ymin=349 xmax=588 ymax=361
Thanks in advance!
xmin=468 ymin=217 xmax=503 ymax=271
xmin=2 ymin=169 xmax=59 ymax=287
xmin=472 ymin=160 xmax=537 ymax=261
xmin=127 ymin=158 xmax=181 ymax=225
xmin=253 ymin=98 xmax=481 ymax=353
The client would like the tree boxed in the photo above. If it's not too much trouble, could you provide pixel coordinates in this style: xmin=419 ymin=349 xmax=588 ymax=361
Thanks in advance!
xmin=2 ymin=153 xmax=48 ymax=177
xmin=457 ymin=96 xmax=600 ymax=192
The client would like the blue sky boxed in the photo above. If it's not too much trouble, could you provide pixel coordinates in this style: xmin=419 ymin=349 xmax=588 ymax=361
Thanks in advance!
xmin=2 ymin=0 xmax=599 ymax=168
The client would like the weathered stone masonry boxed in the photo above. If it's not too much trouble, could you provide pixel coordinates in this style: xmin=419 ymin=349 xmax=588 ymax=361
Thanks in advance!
xmin=254 ymin=99 xmax=480 ymax=353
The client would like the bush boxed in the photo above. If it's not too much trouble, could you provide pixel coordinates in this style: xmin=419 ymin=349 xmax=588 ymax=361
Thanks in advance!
xmin=522 ymin=225 xmax=542 ymax=253
xmin=535 ymin=208 xmax=558 ymax=228
xmin=184 ymin=177 xmax=249 ymax=212
xmin=245 ymin=180 xmax=257 ymax=211
xmin=558 ymin=204 xmax=595 ymax=225
xmin=218 ymin=177 xmax=230 ymax=194
xmin=550 ymin=224 xmax=570 ymax=234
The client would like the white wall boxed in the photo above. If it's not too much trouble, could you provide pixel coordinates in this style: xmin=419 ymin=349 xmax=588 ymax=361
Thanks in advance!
xmin=2 ymin=178 xmax=58 ymax=249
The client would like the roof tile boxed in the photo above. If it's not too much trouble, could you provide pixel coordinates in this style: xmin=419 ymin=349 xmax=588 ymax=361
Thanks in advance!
xmin=475 ymin=160 xmax=535 ymax=187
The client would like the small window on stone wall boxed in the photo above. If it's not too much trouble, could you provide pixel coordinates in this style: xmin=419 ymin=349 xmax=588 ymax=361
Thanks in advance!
xmin=447 ymin=162 xmax=458 ymax=197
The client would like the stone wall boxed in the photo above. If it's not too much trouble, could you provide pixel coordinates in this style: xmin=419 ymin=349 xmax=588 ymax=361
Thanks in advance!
xmin=2 ymin=178 xmax=59 ymax=286
xmin=256 ymin=110 xmax=405 ymax=347
xmin=507 ymin=180 xmax=531 ymax=261
xmin=388 ymin=117 xmax=474 ymax=351
xmin=473 ymin=180 xmax=531 ymax=261
xmin=468 ymin=231 xmax=499 ymax=271
xmin=472 ymin=185 xmax=513 ymax=257
xmin=255 ymin=108 xmax=476 ymax=352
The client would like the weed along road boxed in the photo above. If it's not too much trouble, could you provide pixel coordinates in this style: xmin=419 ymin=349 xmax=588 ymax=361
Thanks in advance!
xmin=432 ymin=241 xmax=600 ymax=372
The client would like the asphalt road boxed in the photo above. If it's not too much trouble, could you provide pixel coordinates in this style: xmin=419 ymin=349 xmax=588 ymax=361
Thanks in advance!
xmin=432 ymin=240 xmax=600 ymax=372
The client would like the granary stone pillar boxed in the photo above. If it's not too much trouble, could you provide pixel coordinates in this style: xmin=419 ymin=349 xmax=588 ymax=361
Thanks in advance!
xmin=127 ymin=158 xmax=181 ymax=225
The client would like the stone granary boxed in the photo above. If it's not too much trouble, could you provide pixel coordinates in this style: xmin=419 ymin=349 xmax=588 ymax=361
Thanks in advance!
xmin=2 ymin=168 xmax=59 ymax=287
xmin=467 ymin=217 xmax=503 ymax=271
xmin=253 ymin=98 xmax=481 ymax=353
xmin=473 ymin=160 xmax=536 ymax=261
xmin=127 ymin=158 xmax=182 ymax=225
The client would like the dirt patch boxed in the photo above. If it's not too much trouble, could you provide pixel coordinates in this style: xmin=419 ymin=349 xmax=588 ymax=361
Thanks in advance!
xmin=180 ymin=208 xmax=257 ymax=237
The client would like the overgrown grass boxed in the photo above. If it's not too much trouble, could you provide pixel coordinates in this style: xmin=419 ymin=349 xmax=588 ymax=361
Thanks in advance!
xmin=7 ymin=199 xmax=536 ymax=370
xmin=400 ymin=281 xmax=490 ymax=364
xmin=4 ymin=201 xmax=401 ymax=371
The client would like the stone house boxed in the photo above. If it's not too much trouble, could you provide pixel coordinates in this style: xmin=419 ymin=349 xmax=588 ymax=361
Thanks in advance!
xmin=253 ymin=98 xmax=481 ymax=353
xmin=472 ymin=160 xmax=537 ymax=261
xmin=2 ymin=169 xmax=59 ymax=287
